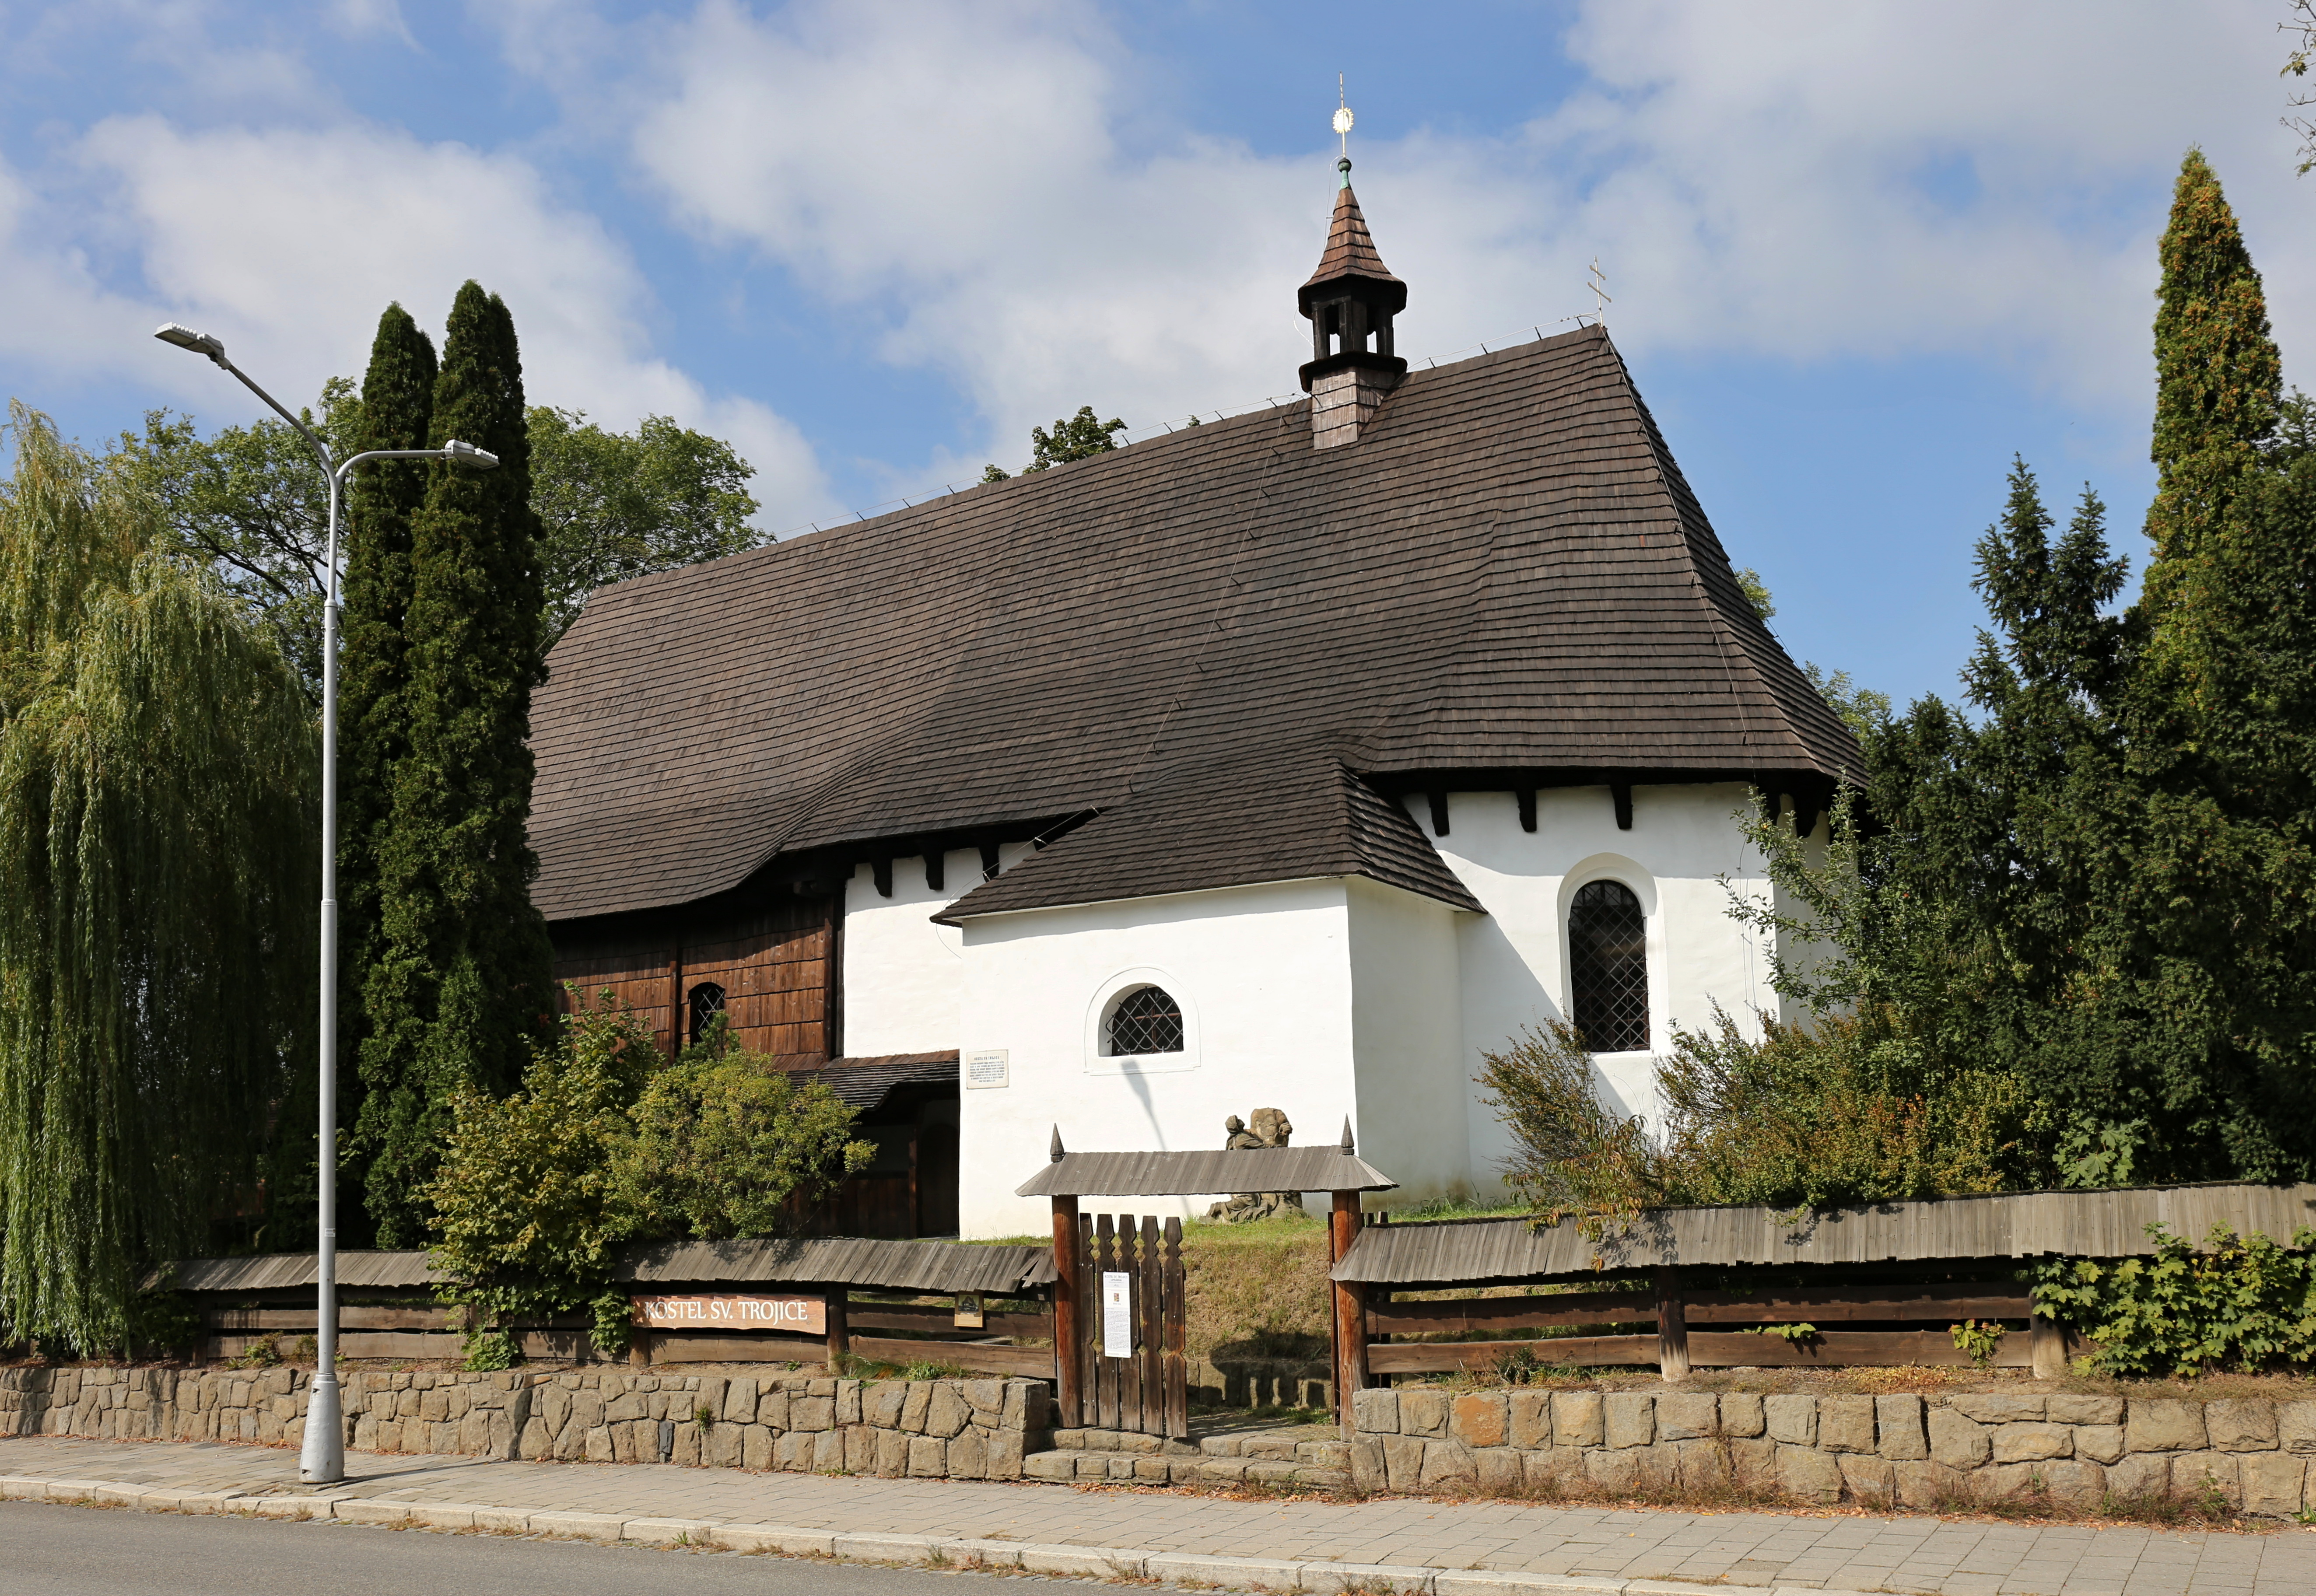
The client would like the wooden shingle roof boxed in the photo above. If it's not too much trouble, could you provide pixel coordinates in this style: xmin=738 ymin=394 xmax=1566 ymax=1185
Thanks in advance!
xmin=1299 ymin=177 xmax=1405 ymax=311
xmin=526 ymin=326 xmax=1857 ymax=925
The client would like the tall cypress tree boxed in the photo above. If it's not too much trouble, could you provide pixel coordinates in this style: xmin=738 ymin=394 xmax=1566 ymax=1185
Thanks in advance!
xmin=357 ymin=283 xmax=557 ymax=1245
xmin=336 ymin=305 xmax=436 ymax=1244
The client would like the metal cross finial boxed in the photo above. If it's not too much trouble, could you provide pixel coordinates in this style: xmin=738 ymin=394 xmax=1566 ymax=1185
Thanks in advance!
xmin=1333 ymin=74 xmax=1353 ymax=160
xmin=1590 ymin=257 xmax=1613 ymax=326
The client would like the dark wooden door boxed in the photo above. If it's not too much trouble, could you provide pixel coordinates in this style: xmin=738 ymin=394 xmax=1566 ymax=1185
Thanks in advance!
xmin=1067 ymin=1213 xmax=1187 ymax=1438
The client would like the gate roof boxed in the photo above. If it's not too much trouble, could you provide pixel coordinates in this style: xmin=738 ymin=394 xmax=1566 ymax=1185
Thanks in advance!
xmin=1016 ymin=1143 xmax=1397 ymax=1199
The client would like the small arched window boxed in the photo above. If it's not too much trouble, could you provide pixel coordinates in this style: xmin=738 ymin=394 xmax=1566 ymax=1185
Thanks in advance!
xmin=1568 ymin=881 xmax=1648 ymax=1052
xmin=687 ymin=981 xmax=727 ymax=1046
xmin=1107 ymin=985 xmax=1184 ymax=1056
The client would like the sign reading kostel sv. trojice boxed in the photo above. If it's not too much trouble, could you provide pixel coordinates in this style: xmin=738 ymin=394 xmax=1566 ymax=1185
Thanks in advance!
xmin=630 ymin=1294 xmax=825 ymax=1334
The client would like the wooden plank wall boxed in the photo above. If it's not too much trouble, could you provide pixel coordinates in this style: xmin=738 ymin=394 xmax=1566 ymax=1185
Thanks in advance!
xmin=551 ymin=892 xmax=835 ymax=1060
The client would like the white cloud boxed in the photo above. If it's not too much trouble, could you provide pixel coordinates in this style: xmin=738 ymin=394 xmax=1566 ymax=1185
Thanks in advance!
xmin=13 ymin=112 xmax=833 ymax=522
xmin=619 ymin=0 xmax=2316 ymax=477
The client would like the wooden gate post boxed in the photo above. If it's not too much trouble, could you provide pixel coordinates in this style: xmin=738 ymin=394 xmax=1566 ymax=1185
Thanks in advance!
xmin=825 ymin=1286 xmax=850 ymax=1371
xmin=1654 ymin=1267 xmax=1689 ymax=1382
xmin=1051 ymin=1194 xmax=1081 ymax=1426
xmin=1330 ymin=1189 xmax=1367 ymax=1426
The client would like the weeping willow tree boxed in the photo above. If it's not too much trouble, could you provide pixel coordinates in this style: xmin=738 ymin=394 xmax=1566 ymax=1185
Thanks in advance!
xmin=0 ymin=402 xmax=317 ymax=1351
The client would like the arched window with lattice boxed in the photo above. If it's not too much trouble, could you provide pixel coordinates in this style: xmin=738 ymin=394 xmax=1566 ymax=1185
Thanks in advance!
xmin=1107 ymin=985 xmax=1184 ymax=1056
xmin=1568 ymin=880 xmax=1648 ymax=1052
xmin=687 ymin=981 xmax=726 ymax=1047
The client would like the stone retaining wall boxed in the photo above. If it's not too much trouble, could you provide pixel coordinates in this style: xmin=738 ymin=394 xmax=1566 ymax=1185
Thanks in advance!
xmin=1349 ymin=1387 xmax=2316 ymax=1517
xmin=0 ymin=1366 xmax=1051 ymax=1481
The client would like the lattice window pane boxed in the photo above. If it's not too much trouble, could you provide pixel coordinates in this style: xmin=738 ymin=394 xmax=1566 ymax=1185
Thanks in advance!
xmin=1568 ymin=881 xmax=1648 ymax=1052
xmin=1108 ymin=986 xmax=1184 ymax=1055
xmin=688 ymin=981 xmax=727 ymax=1046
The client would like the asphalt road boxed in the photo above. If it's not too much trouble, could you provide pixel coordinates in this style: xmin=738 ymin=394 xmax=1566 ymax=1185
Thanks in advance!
xmin=0 ymin=1502 xmax=1101 ymax=1596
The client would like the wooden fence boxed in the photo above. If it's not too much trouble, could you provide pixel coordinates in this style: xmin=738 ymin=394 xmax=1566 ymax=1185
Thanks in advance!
xmin=195 ymin=1288 xmax=1056 ymax=1376
xmin=1357 ymin=1275 xmax=2056 ymax=1379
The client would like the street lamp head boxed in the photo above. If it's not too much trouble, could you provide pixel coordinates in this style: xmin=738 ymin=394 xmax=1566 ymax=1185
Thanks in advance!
xmin=154 ymin=322 xmax=226 ymax=363
xmin=442 ymin=438 xmax=499 ymax=469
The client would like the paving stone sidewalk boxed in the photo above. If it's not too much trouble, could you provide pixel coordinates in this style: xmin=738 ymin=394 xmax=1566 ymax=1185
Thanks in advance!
xmin=2 ymin=1434 xmax=2309 ymax=1596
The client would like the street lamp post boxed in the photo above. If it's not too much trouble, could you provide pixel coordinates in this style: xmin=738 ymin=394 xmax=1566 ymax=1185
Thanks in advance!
xmin=154 ymin=323 xmax=497 ymax=1485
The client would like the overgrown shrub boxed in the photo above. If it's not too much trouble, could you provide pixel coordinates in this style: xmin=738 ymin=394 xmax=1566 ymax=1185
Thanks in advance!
xmin=1477 ymin=1008 xmax=2036 ymax=1225
xmin=2029 ymin=1222 xmax=2316 ymax=1375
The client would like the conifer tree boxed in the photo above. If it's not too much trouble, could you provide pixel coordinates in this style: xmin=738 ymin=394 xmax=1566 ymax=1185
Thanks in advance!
xmin=356 ymin=283 xmax=557 ymax=1245
xmin=336 ymin=306 xmax=436 ymax=1239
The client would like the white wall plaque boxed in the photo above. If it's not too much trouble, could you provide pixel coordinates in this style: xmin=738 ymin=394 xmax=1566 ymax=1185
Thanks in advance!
xmin=1101 ymin=1271 xmax=1132 ymax=1359
xmin=964 ymin=1048 xmax=1009 ymax=1088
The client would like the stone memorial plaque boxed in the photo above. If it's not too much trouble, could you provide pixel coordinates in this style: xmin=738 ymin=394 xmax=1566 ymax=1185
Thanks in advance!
xmin=964 ymin=1048 xmax=1009 ymax=1088
xmin=630 ymin=1293 xmax=825 ymax=1334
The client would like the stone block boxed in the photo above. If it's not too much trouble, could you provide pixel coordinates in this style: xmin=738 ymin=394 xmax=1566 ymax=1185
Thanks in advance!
xmin=875 ymin=1428 xmax=907 ymax=1478
xmin=814 ymin=1428 xmax=844 ymax=1471
xmin=2173 ymin=1450 xmax=2241 ymax=1504
xmin=1583 ymin=1447 xmax=1640 ymax=1492
xmin=1875 ymin=1394 xmax=1927 ymax=1460
xmin=945 ymin=1427 xmax=987 ymax=1480
xmin=1927 ymin=1406 xmax=1990 ymax=1468
xmin=1450 ymin=1392 xmax=1507 ymax=1449
xmin=2281 ymin=1400 xmax=2316 ymax=1456
xmin=2127 ymin=1398 xmax=2206 ymax=1452
xmin=739 ymin=1424 xmax=772 ymax=1470
xmin=2240 ymin=1454 xmax=2307 ymax=1518
xmin=907 ymin=1435 xmax=946 ymax=1477
xmin=1022 ymin=1451 xmax=1076 ymax=1482
xmin=837 ymin=1380 xmax=865 ymax=1425
xmin=1604 ymin=1391 xmax=1654 ymax=1449
xmin=1551 ymin=1391 xmax=1604 ymax=1447
xmin=1349 ymin=1438 xmax=1386 ymax=1492
xmin=1836 ymin=1452 xmax=1893 ymax=1503
xmin=1777 ymin=1443 xmax=1843 ymax=1504
xmin=1382 ymin=1434 xmax=1426 ymax=1491
xmin=791 ymin=1396 xmax=836 ymax=1432
xmin=670 ymin=1424 xmax=700 ymax=1467
xmin=1654 ymin=1391 xmax=1717 ymax=1441
xmin=2207 ymin=1398 xmax=2278 ymax=1451
xmin=1474 ymin=1447 xmax=1524 ymax=1495
xmin=1197 ymin=1458 xmax=1247 ymax=1482
xmin=1520 ymin=1447 xmax=1574 ymax=1493
xmin=1891 ymin=1459 xmax=1965 ymax=1509
xmin=716 ymin=1379 xmax=754 ymax=1424
xmin=987 ymin=1429 xmax=1024 ymax=1480
xmin=1397 ymin=1388 xmax=1448 ymax=1438
xmin=1950 ymin=1393 xmax=2043 ymax=1423
xmin=1992 ymin=1421 xmax=2073 ymax=1463
xmin=2074 ymin=1424 xmax=2127 ymax=1464
xmin=1718 ymin=1391 xmax=1765 ymax=1438
xmin=1764 ymin=1393 xmax=1815 ymax=1445
xmin=584 ymin=1426 xmax=614 ymax=1463
xmin=866 ymin=1380 xmax=907 ymax=1428
xmin=1353 ymin=1387 xmax=1398 ymax=1434
xmin=2046 ymin=1394 xmax=2123 ymax=1425
xmin=899 ymin=1382 xmax=931 ymax=1434
xmin=1296 ymin=1440 xmax=1350 ymax=1469
xmin=1506 ymin=1389 xmax=1551 ymax=1449
xmin=1818 ymin=1395 xmax=1874 ymax=1453
xmin=925 ymin=1385 xmax=971 ymax=1438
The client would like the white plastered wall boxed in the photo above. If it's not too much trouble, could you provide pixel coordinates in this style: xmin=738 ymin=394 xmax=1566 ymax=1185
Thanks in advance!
xmin=1415 ymin=784 xmax=1779 ymax=1203
xmin=953 ymin=879 xmax=1368 ymax=1240
xmin=1345 ymin=876 xmax=1472 ymax=1207
xmin=839 ymin=844 xmax=1031 ymax=1058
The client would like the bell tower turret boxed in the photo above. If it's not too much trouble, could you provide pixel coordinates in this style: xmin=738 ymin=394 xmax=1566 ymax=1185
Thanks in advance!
xmin=1299 ymin=156 xmax=1408 ymax=448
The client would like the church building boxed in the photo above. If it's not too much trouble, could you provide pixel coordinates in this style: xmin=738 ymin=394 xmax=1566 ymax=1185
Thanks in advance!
xmin=523 ymin=158 xmax=1858 ymax=1240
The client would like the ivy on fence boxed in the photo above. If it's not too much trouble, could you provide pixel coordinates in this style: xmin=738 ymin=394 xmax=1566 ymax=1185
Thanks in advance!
xmin=2029 ymin=1223 xmax=2316 ymax=1376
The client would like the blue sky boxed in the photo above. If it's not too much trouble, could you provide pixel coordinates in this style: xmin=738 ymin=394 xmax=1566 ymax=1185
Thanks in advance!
xmin=1 ymin=1 xmax=2310 ymax=710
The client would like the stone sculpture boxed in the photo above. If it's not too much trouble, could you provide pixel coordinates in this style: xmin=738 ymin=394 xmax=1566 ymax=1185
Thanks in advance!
xmin=1205 ymin=1107 xmax=1305 ymax=1222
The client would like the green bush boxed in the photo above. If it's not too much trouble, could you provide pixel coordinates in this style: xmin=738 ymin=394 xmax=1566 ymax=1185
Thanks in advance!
xmin=424 ymin=990 xmax=870 ymax=1357
xmin=2030 ymin=1222 xmax=2316 ymax=1376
